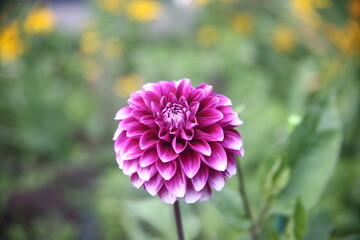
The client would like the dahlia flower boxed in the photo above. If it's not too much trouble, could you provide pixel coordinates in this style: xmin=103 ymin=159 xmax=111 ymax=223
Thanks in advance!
xmin=113 ymin=78 xmax=244 ymax=204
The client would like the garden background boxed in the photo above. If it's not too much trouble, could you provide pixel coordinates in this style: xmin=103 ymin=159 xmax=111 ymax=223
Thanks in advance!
xmin=0 ymin=0 xmax=359 ymax=239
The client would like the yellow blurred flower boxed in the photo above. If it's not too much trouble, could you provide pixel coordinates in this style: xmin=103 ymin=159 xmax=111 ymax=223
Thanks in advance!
xmin=114 ymin=74 xmax=144 ymax=98
xmin=83 ymin=59 xmax=102 ymax=82
xmin=326 ymin=20 xmax=360 ymax=56
xmin=197 ymin=26 xmax=218 ymax=47
xmin=80 ymin=31 xmax=100 ymax=55
xmin=231 ymin=12 xmax=254 ymax=36
xmin=271 ymin=25 xmax=296 ymax=53
xmin=0 ymin=22 xmax=23 ymax=62
xmin=103 ymin=38 xmax=123 ymax=58
xmin=349 ymin=0 xmax=360 ymax=18
xmin=126 ymin=0 xmax=162 ymax=22
xmin=24 ymin=7 xmax=55 ymax=34
xmin=99 ymin=0 xmax=123 ymax=14
xmin=291 ymin=0 xmax=330 ymax=27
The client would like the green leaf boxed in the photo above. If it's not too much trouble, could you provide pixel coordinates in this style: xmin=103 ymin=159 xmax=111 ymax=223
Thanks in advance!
xmin=273 ymin=94 xmax=343 ymax=214
xmin=210 ymin=188 xmax=250 ymax=230
xmin=263 ymin=159 xmax=291 ymax=200
xmin=294 ymin=198 xmax=307 ymax=240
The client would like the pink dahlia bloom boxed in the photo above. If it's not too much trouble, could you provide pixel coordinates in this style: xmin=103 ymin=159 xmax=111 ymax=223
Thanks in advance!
xmin=113 ymin=78 xmax=244 ymax=204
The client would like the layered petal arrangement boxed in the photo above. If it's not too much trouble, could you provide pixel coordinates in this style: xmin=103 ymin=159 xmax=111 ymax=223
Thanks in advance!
xmin=113 ymin=78 xmax=244 ymax=204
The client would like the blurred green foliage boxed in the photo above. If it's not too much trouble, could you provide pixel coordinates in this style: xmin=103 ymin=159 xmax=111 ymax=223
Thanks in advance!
xmin=0 ymin=0 xmax=359 ymax=239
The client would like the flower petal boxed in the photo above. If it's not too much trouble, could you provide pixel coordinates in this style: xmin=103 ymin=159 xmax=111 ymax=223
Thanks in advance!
xmin=165 ymin=170 xmax=186 ymax=198
xmin=144 ymin=174 xmax=164 ymax=196
xmin=191 ymin=164 xmax=209 ymax=191
xmin=195 ymin=124 xmax=224 ymax=141
xmin=115 ymin=106 xmax=133 ymax=120
xmin=137 ymin=164 xmax=157 ymax=181
xmin=126 ymin=123 xmax=149 ymax=137
xmin=175 ymin=78 xmax=192 ymax=98
xmin=208 ymin=170 xmax=225 ymax=191
xmin=140 ymin=115 xmax=158 ymax=129
xmin=123 ymin=158 xmax=139 ymax=176
xmin=130 ymin=173 xmax=144 ymax=189
xmin=158 ymin=186 xmax=177 ymax=204
xmin=198 ymin=184 xmax=212 ymax=202
xmin=172 ymin=136 xmax=187 ymax=153
xmin=157 ymin=140 xmax=178 ymax=162
xmin=225 ymin=153 xmax=237 ymax=178
xmin=156 ymin=160 xmax=177 ymax=180
xmin=180 ymin=149 xmax=201 ymax=178
xmin=188 ymin=139 xmax=211 ymax=156
xmin=216 ymin=94 xmax=232 ymax=106
xmin=221 ymin=130 xmax=243 ymax=151
xmin=120 ymin=138 xmax=142 ymax=160
xmin=197 ymin=108 xmax=224 ymax=126
xmin=139 ymin=148 xmax=158 ymax=167
xmin=184 ymin=182 xmax=202 ymax=204
xmin=203 ymin=142 xmax=227 ymax=171
xmin=140 ymin=129 xmax=158 ymax=150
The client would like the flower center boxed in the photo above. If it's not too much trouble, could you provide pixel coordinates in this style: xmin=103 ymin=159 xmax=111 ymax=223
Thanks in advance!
xmin=162 ymin=102 xmax=188 ymax=129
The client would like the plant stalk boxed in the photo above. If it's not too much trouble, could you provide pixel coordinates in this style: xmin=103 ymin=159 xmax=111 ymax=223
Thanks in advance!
xmin=173 ymin=200 xmax=185 ymax=240
xmin=237 ymin=160 xmax=259 ymax=240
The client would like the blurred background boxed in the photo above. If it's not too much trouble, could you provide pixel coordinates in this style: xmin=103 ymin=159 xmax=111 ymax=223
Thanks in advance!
xmin=0 ymin=0 xmax=359 ymax=239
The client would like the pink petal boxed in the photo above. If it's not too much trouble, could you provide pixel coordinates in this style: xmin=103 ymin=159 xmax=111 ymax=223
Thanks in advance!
xmin=188 ymin=139 xmax=211 ymax=156
xmin=126 ymin=123 xmax=149 ymax=137
xmin=115 ymin=106 xmax=133 ymax=120
xmin=120 ymin=138 xmax=143 ymax=160
xmin=175 ymin=78 xmax=191 ymax=98
xmin=131 ymin=109 xmax=151 ymax=121
xmin=144 ymin=174 xmax=164 ymax=196
xmin=140 ymin=115 xmax=158 ymax=128
xmin=158 ymin=127 xmax=171 ymax=142
xmin=208 ymin=170 xmax=225 ymax=191
xmin=165 ymin=170 xmax=186 ymax=198
xmin=225 ymin=153 xmax=237 ymax=178
xmin=216 ymin=94 xmax=232 ymax=106
xmin=123 ymin=158 xmax=139 ymax=176
xmin=172 ymin=136 xmax=187 ymax=153
xmin=197 ymin=108 xmax=224 ymax=126
xmin=143 ymin=90 xmax=160 ymax=103
xmin=203 ymin=142 xmax=227 ymax=171
xmin=116 ymin=152 xmax=123 ymax=168
xmin=217 ymin=106 xmax=238 ymax=123
xmin=200 ymin=96 xmax=219 ymax=110
xmin=228 ymin=116 xmax=243 ymax=127
xmin=139 ymin=129 xmax=158 ymax=150
xmin=128 ymin=93 xmax=146 ymax=109
xmin=158 ymin=186 xmax=177 ymax=204
xmin=179 ymin=149 xmax=201 ymax=178
xmin=195 ymin=124 xmax=224 ymax=141
xmin=180 ymin=128 xmax=194 ymax=140
xmin=118 ymin=117 xmax=138 ymax=132
xmin=198 ymin=184 xmax=212 ymax=202
xmin=157 ymin=140 xmax=178 ymax=162
xmin=156 ymin=160 xmax=177 ymax=180
xmin=191 ymin=164 xmax=209 ymax=191
xmin=130 ymin=173 xmax=144 ymax=189
xmin=196 ymin=83 xmax=213 ymax=98
xmin=188 ymin=89 xmax=204 ymax=102
xmin=189 ymin=101 xmax=200 ymax=114
xmin=221 ymin=130 xmax=243 ymax=151
xmin=137 ymin=164 xmax=157 ymax=181
xmin=139 ymin=148 xmax=158 ymax=167
xmin=114 ymin=131 xmax=127 ymax=153
xmin=184 ymin=182 xmax=202 ymax=204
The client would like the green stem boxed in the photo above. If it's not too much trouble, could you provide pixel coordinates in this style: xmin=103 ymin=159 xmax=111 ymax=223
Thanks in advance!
xmin=237 ymin=160 xmax=259 ymax=240
xmin=173 ymin=200 xmax=185 ymax=240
